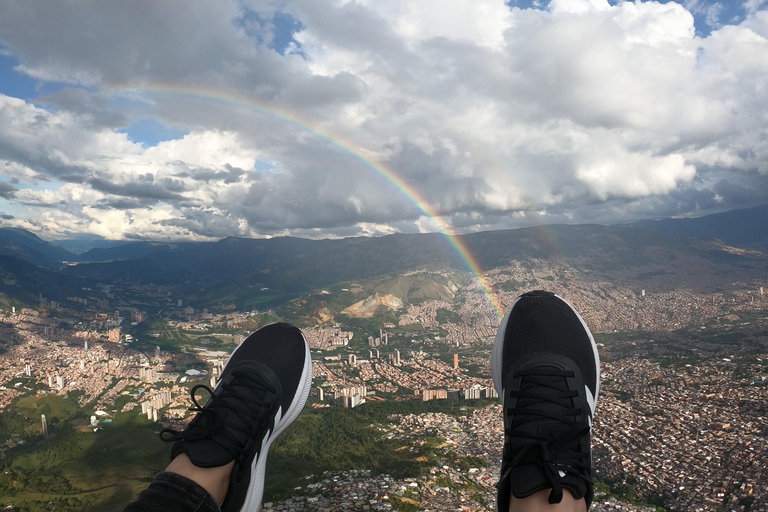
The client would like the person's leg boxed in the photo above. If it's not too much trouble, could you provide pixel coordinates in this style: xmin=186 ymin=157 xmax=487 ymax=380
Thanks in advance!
xmin=492 ymin=291 xmax=600 ymax=512
xmin=123 ymin=470 xmax=222 ymax=512
xmin=165 ymin=455 xmax=234 ymax=504
xmin=510 ymin=490 xmax=587 ymax=512
xmin=124 ymin=323 xmax=312 ymax=512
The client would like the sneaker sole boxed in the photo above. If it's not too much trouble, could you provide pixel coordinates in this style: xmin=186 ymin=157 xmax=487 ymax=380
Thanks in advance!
xmin=491 ymin=293 xmax=600 ymax=406
xmin=218 ymin=325 xmax=313 ymax=512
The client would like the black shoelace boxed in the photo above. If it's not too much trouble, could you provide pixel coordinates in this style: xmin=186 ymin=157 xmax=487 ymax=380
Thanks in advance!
xmin=160 ymin=369 xmax=278 ymax=458
xmin=498 ymin=367 xmax=592 ymax=504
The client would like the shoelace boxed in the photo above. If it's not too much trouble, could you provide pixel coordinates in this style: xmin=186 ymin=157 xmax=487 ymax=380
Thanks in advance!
xmin=160 ymin=369 xmax=277 ymax=458
xmin=499 ymin=367 xmax=592 ymax=504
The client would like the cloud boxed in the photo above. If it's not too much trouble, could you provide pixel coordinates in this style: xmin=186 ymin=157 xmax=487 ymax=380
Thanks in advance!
xmin=0 ymin=182 xmax=17 ymax=199
xmin=0 ymin=0 xmax=767 ymax=240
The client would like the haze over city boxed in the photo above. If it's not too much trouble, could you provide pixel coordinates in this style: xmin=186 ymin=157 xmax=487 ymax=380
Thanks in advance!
xmin=1 ymin=0 xmax=768 ymax=242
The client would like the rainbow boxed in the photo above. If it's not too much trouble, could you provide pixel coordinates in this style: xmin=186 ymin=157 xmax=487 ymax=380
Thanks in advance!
xmin=108 ymin=84 xmax=550 ymax=320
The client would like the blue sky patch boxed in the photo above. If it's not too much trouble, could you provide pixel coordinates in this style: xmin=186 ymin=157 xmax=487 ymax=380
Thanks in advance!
xmin=119 ymin=117 xmax=188 ymax=148
xmin=0 ymin=51 xmax=72 ymax=102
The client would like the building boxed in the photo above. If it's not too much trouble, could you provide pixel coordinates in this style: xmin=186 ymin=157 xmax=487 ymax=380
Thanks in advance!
xmin=233 ymin=334 xmax=245 ymax=345
xmin=139 ymin=367 xmax=157 ymax=383
xmin=453 ymin=353 xmax=459 ymax=370
xmin=24 ymin=363 xmax=31 ymax=377
xmin=394 ymin=349 xmax=401 ymax=366
xmin=348 ymin=354 xmax=357 ymax=365
xmin=84 ymin=339 xmax=89 ymax=351
xmin=56 ymin=375 xmax=65 ymax=391
xmin=41 ymin=414 xmax=48 ymax=437
xmin=316 ymin=387 xmax=324 ymax=401
xmin=422 ymin=389 xmax=448 ymax=401
xmin=108 ymin=328 xmax=121 ymax=342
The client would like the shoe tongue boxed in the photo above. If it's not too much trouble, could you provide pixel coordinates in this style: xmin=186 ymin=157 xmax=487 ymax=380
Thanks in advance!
xmin=507 ymin=367 xmax=587 ymax=501
xmin=509 ymin=465 xmax=587 ymax=502
xmin=516 ymin=367 xmax=573 ymax=434
xmin=185 ymin=368 xmax=276 ymax=467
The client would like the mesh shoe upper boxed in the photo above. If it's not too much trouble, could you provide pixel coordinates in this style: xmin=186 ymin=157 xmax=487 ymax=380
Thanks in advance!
xmin=161 ymin=361 xmax=282 ymax=467
xmin=492 ymin=291 xmax=600 ymax=511
xmin=160 ymin=322 xmax=311 ymax=512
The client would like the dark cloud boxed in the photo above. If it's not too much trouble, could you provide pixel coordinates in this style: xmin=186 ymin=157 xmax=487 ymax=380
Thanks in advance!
xmin=36 ymin=88 xmax=127 ymax=128
xmin=0 ymin=182 xmax=17 ymax=199
xmin=0 ymin=213 xmax=14 ymax=220
xmin=88 ymin=177 xmax=185 ymax=202
xmin=93 ymin=199 xmax=144 ymax=210
xmin=186 ymin=165 xmax=249 ymax=184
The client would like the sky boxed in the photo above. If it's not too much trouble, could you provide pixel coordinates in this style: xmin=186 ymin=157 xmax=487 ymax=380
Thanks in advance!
xmin=0 ymin=0 xmax=767 ymax=242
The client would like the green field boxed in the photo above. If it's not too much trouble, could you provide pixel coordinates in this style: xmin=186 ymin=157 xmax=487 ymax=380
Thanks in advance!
xmin=1 ymin=392 xmax=489 ymax=511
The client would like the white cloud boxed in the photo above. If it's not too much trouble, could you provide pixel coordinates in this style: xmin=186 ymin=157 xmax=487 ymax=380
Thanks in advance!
xmin=0 ymin=0 xmax=767 ymax=239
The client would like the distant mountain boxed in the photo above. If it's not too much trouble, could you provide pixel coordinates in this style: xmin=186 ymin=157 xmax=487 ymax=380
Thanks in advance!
xmin=60 ymin=223 xmax=759 ymax=307
xmin=0 ymin=254 xmax=89 ymax=304
xmin=0 ymin=228 xmax=74 ymax=267
xmin=633 ymin=203 xmax=768 ymax=249
xmin=75 ymin=241 xmax=199 ymax=262
xmin=52 ymin=238 xmax=127 ymax=254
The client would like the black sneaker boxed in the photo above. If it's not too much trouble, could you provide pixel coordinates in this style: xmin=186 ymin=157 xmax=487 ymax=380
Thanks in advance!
xmin=491 ymin=291 xmax=600 ymax=511
xmin=160 ymin=322 xmax=312 ymax=512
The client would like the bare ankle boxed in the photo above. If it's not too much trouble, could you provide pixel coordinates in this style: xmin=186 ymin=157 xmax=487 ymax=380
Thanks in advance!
xmin=510 ymin=489 xmax=587 ymax=512
xmin=165 ymin=453 xmax=234 ymax=505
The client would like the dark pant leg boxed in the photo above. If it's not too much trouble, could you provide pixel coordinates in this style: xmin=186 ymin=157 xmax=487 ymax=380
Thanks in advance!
xmin=123 ymin=472 xmax=220 ymax=512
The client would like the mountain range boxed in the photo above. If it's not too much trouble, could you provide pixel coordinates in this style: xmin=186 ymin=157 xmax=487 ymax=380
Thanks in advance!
xmin=0 ymin=204 xmax=765 ymax=308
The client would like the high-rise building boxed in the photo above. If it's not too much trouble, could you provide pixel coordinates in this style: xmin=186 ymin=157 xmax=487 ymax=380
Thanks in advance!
xmin=348 ymin=354 xmax=357 ymax=365
xmin=155 ymin=345 xmax=161 ymax=359
xmin=84 ymin=339 xmax=89 ymax=351
xmin=41 ymin=414 xmax=48 ymax=437
xmin=394 ymin=349 xmax=401 ymax=366
xmin=178 ymin=299 xmax=183 ymax=307
xmin=453 ymin=353 xmax=459 ymax=370
xmin=56 ymin=376 xmax=65 ymax=391
xmin=24 ymin=364 xmax=31 ymax=377
xmin=139 ymin=367 xmax=157 ymax=383
xmin=48 ymin=375 xmax=54 ymax=388
xmin=464 ymin=387 xmax=482 ymax=400
xmin=316 ymin=387 xmax=324 ymax=401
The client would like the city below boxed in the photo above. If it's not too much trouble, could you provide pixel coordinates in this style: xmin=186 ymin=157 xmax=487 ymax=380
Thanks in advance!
xmin=0 ymin=220 xmax=767 ymax=512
